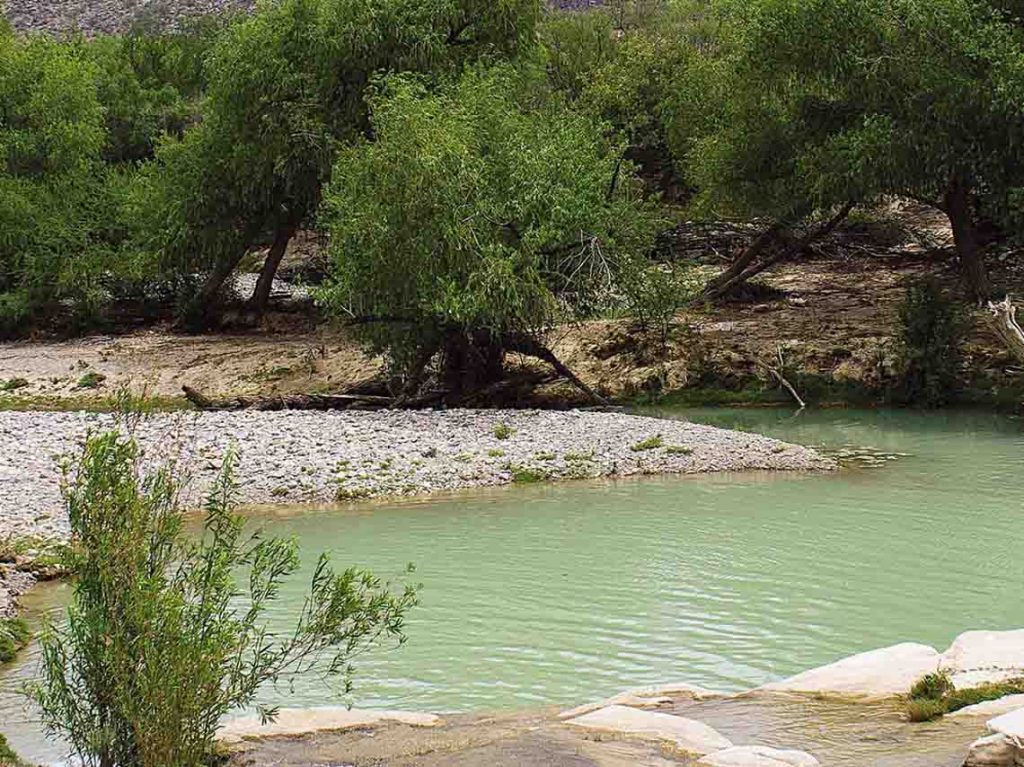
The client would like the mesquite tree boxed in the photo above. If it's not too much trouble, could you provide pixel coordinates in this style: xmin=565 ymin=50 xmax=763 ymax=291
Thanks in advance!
xmin=317 ymin=66 xmax=661 ymax=400
xmin=136 ymin=0 xmax=541 ymax=328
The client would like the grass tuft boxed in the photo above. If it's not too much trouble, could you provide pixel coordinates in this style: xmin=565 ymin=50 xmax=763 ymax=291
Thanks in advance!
xmin=630 ymin=434 xmax=664 ymax=452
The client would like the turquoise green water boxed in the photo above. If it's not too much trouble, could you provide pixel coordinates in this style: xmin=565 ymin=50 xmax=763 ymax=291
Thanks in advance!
xmin=3 ymin=408 xmax=1023 ymax=763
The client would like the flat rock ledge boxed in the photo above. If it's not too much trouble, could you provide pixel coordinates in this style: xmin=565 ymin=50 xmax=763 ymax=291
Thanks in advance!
xmin=218 ymin=707 xmax=442 ymax=744
xmin=0 ymin=409 xmax=832 ymax=544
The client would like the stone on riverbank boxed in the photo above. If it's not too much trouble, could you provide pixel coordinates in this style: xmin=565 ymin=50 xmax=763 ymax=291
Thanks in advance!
xmin=942 ymin=630 xmax=1024 ymax=689
xmin=558 ymin=682 xmax=722 ymax=720
xmin=950 ymin=695 xmax=1024 ymax=719
xmin=565 ymin=704 xmax=733 ymax=756
xmin=963 ymin=733 xmax=1020 ymax=767
xmin=218 ymin=707 xmax=442 ymax=744
xmin=697 ymin=746 xmax=820 ymax=767
xmin=756 ymin=643 xmax=941 ymax=700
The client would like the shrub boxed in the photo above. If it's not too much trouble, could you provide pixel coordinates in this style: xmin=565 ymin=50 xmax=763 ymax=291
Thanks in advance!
xmin=0 ymin=734 xmax=28 ymax=767
xmin=32 ymin=430 xmax=417 ymax=767
xmin=895 ymin=279 xmax=966 ymax=407
xmin=0 ymin=378 xmax=28 ymax=392
xmin=909 ymin=671 xmax=954 ymax=701
xmin=318 ymin=64 xmax=660 ymax=395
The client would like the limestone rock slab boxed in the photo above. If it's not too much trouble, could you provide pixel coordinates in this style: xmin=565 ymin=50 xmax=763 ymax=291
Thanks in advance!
xmin=559 ymin=682 xmax=722 ymax=720
xmin=697 ymin=745 xmax=820 ymax=766
xmin=963 ymin=733 xmax=1019 ymax=767
xmin=218 ymin=707 xmax=442 ymax=743
xmin=566 ymin=704 xmax=732 ymax=756
xmin=756 ymin=643 xmax=940 ymax=699
xmin=941 ymin=630 xmax=1024 ymax=688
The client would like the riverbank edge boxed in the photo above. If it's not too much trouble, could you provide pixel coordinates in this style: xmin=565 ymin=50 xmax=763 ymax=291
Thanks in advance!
xmin=0 ymin=407 xmax=836 ymax=635
xmin=221 ymin=628 xmax=1024 ymax=767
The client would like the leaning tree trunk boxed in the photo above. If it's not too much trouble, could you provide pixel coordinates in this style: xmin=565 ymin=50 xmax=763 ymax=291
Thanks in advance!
xmin=247 ymin=221 xmax=298 ymax=319
xmin=944 ymin=176 xmax=991 ymax=304
xmin=181 ymin=224 xmax=261 ymax=331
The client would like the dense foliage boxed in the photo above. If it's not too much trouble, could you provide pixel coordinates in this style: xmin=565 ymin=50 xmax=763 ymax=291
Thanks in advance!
xmin=33 ymin=428 xmax=416 ymax=767
xmin=318 ymin=66 xmax=661 ymax=393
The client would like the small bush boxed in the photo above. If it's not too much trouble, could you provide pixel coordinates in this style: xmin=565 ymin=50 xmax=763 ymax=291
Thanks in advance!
xmin=487 ymin=448 xmax=505 ymax=458
xmin=493 ymin=423 xmax=516 ymax=440
xmin=665 ymin=445 xmax=692 ymax=455
xmin=895 ymin=279 xmax=966 ymax=407
xmin=33 ymin=429 xmax=417 ymax=767
xmin=909 ymin=671 xmax=954 ymax=701
xmin=0 ymin=378 xmax=28 ymax=392
xmin=630 ymin=434 xmax=664 ymax=452
xmin=75 ymin=372 xmax=107 ymax=390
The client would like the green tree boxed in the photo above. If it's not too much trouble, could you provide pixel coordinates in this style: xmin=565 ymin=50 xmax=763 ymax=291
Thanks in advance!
xmin=137 ymin=0 xmax=541 ymax=328
xmin=318 ymin=66 xmax=661 ymax=400
xmin=33 ymin=429 xmax=416 ymax=767
xmin=671 ymin=0 xmax=1024 ymax=302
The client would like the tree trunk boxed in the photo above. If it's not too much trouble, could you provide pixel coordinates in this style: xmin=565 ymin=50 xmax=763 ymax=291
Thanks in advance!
xmin=987 ymin=297 xmax=1024 ymax=367
xmin=702 ymin=223 xmax=783 ymax=297
xmin=944 ymin=176 xmax=991 ymax=303
xmin=181 ymin=224 xmax=260 ymax=331
xmin=247 ymin=222 xmax=297 ymax=319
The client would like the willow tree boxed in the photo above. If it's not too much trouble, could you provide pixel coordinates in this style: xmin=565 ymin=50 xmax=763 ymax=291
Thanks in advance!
xmin=672 ymin=0 xmax=1024 ymax=302
xmin=137 ymin=0 xmax=541 ymax=327
xmin=317 ymin=66 xmax=661 ymax=401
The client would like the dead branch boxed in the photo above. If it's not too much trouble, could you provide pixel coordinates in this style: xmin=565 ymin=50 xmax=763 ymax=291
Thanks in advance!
xmin=503 ymin=333 xmax=609 ymax=406
xmin=988 ymin=296 xmax=1024 ymax=367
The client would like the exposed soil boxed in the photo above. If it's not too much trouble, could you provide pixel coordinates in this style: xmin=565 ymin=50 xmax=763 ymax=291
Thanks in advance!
xmin=3 ymin=206 xmax=1022 ymax=411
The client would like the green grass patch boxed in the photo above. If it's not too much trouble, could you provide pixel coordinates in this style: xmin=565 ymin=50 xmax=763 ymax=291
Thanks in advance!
xmin=630 ymin=434 xmax=664 ymax=452
xmin=905 ymin=671 xmax=1024 ymax=721
xmin=0 ymin=618 xmax=30 ymax=665
xmin=0 ymin=394 xmax=192 ymax=412
xmin=75 ymin=372 xmax=107 ymax=390
xmin=487 ymin=448 xmax=505 ymax=458
xmin=0 ymin=378 xmax=29 ymax=393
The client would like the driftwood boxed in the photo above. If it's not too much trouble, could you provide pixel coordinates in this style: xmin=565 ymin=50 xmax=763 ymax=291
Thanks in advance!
xmin=757 ymin=346 xmax=806 ymax=410
xmin=182 ymin=386 xmax=393 ymax=411
xmin=987 ymin=296 xmax=1024 ymax=367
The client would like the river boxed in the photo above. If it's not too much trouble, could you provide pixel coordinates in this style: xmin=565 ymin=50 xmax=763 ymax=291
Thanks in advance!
xmin=2 ymin=407 xmax=1022 ymax=764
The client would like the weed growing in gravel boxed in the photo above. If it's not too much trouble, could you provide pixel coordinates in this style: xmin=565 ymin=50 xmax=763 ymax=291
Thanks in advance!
xmin=564 ymin=450 xmax=594 ymax=462
xmin=534 ymin=451 xmax=556 ymax=461
xmin=630 ymin=435 xmax=664 ymax=452
xmin=487 ymin=449 xmax=505 ymax=458
xmin=493 ymin=423 xmax=516 ymax=440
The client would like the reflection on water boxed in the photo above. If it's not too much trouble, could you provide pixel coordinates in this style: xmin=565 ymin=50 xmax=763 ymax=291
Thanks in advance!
xmin=2 ymin=408 xmax=1022 ymax=764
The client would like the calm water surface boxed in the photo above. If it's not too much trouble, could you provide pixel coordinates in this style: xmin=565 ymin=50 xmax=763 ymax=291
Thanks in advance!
xmin=3 ymin=408 xmax=1023 ymax=764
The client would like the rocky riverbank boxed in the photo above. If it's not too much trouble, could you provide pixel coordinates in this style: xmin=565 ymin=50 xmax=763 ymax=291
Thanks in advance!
xmin=222 ymin=629 xmax=1024 ymax=767
xmin=0 ymin=408 xmax=833 ymax=615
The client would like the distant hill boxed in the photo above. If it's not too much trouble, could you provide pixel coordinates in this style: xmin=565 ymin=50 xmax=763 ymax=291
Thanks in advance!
xmin=6 ymin=0 xmax=254 ymax=36
xmin=5 ymin=0 xmax=600 ymax=36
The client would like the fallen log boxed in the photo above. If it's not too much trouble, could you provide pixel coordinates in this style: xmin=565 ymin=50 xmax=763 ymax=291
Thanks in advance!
xmin=182 ymin=385 xmax=393 ymax=411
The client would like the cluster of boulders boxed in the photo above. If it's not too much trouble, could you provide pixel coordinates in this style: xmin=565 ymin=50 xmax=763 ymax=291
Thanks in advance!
xmin=218 ymin=629 xmax=1024 ymax=766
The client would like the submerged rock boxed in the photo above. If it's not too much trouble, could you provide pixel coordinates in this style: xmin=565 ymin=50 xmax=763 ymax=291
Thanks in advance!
xmin=756 ymin=642 xmax=941 ymax=700
xmin=698 ymin=745 xmax=820 ymax=767
xmin=566 ymin=704 xmax=732 ymax=756
xmin=963 ymin=732 xmax=1020 ymax=767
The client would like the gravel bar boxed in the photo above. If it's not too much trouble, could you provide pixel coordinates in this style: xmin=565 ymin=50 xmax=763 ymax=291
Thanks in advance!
xmin=0 ymin=409 xmax=833 ymax=544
